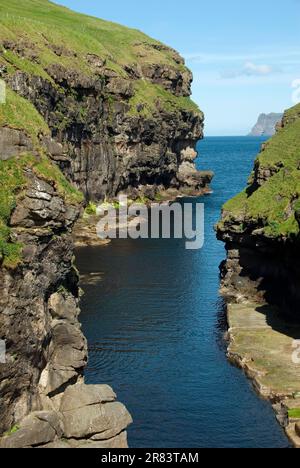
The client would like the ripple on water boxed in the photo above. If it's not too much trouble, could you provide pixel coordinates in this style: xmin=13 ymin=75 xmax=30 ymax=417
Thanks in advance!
xmin=76 ymin=137 xmax=289 ymax=448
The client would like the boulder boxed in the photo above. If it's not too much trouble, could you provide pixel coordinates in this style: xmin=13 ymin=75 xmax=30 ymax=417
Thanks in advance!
xmin=0 ymin=411 xmax=62 ymax=448
xmin=62 ymin=401 xmax=132 ymax=439
xmin=48 ymin=292 xmax=79 ymax=322
xmin=60 ymin=384 xmax=116 ymax=412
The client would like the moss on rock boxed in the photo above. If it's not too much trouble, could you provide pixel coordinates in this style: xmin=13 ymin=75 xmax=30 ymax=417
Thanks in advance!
xmin=218 ymin=104 xmax=300 ymax=239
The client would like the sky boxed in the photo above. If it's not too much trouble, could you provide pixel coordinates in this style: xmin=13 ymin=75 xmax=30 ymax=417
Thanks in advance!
xmin=55 ymin=0 xmax=300 ymax=135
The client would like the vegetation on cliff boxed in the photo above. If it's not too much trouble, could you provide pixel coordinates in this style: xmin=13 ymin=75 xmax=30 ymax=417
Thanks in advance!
xmin=0 ymin=91 xmax=83 ymax=267
xmin=0 ymin=0 xmax=201 ymax=116
xmin=0 ymin=0 xmax=205 ymax=268
xmin=218 ymin=103 xmax=300 ymax=238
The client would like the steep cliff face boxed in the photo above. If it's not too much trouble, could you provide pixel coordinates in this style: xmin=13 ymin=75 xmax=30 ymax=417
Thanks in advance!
xmin=248 ymin=113 xmax=283 ymax=137
xmin=217 ymin=104 xmax=300 ymax=318
xmin=0 ymin=0 xmax=210 ymax=448
xmin=0 ymin=126 xmax=132 ymax=448
xmin=0 ymin=0 xmax=211 ymax=202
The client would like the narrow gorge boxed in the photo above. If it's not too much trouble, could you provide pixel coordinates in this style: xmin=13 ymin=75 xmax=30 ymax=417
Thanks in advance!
xmin=0 ymin=0 xmax=211 ymax=448
xmin=1 ymin=0 xmax=299 ymax=451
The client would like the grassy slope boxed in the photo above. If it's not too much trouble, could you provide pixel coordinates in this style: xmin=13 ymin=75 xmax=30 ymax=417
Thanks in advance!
xmin=0 ymin=0 xmax=201 ymax=267
xmin=0 ymin=0 xmax=201 ymax=116
xmin=220 ymin=104 xmax=300 ymax=239
xmin=0 ymin=85 xmax=83 ymax=269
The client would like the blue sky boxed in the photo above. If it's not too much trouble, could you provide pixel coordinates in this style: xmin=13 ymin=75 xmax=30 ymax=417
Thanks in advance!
xmin=56 ymin=0 xmax=300 ymax=135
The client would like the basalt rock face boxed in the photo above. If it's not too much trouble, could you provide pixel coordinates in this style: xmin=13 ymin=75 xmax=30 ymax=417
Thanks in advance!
xmin=0 ymin=0 xmax=211 ymax=203
xmin=0 ymin=0 xmax=211 ymax=448
xmin=5 ymin=63 xmax=208 ymax=202
xmin=248 ymin=113 xmax=283 ymax=137
xmin=217 ymin=105 xmax=300 ymax=318
xmin=0 ymin=0 xmax=215 ymax=449
xmin=0 ymin=129 xmax=132 ymax=447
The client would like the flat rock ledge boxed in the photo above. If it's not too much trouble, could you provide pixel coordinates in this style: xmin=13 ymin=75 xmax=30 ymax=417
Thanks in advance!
xmin=73 ymin=183 xmax=213 ymax=248
xmin=0 ymin=384 xmax=132 ymax=449
xmin=226 ymin=302 xmax=300 ymax=448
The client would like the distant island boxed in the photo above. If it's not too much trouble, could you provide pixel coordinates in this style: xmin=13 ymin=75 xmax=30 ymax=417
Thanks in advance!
xmin=248 ymin=113 xmax=283 ymax=136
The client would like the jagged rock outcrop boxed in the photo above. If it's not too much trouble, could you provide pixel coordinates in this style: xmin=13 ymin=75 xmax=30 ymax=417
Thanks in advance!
xmin=4 ymin=64 xmax=210 ymax=202
xmin=0 ymin=128 xmax=132 ymax=447
xmin=248 ymin=113 xmax=283 ymax=137
xmin=217 ymin=104 xmax=300 ymax=448
xmin=0 ymin=0 xmax=212 ymax=202
xmin=217 ymin=105 xmax=300 ymax=317
xmin=0 ymin=0 xmax=212 ymax=448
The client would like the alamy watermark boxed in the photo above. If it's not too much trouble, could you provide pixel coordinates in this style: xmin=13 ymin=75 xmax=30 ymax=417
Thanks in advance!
xmin=96 ymin=196 xmax=205 ymax=250
xmin=0 ymin=340 xmax=6 ymax=364
xmin=0 ymin=79 xmax=6 ymax=104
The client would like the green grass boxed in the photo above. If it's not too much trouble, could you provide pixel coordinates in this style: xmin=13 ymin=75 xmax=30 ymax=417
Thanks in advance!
xmin=0 ymin=156 xmax=27 ymax=268
xmin=0 ymin=0 xmax=199 ymax=266
xmin=0 ymin=88 xmax=49 ymax=142
xmin=0 ymin=0 xmax=200 ymax=118
xmin=128 ymin=80 xmax=202 ymax=118
xmin=85 ymin=201 xmax=97 ymax=215
xmin=3 ymin=425 xmax=19 ymax=437
xmin=219 ymin=104 xmax=300 ymax=239
xmin=288 ymin=408 xmax=300 ymax=419
xmin=33 ymin=153 xmax=84 ymax=204
xmin=0 ymin=152 xmax=83 ymax=268
xmin=0 ymin=0 xmax=188 ymax=73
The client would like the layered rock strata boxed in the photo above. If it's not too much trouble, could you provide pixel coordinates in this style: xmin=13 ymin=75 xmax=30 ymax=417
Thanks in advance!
xmin=217 ymin=104 xmax=300 ymax=446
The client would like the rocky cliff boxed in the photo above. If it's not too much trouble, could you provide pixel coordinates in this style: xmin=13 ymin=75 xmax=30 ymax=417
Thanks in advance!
xmin=217 ymin=104 xmax=300 ymax=317
xmin=0 ymin=0 xmax=210 ymax=448
xmin=217 ymin=105 xmax=300 ymax=445
xmin=0 ymin=0 xmax=212 ymax=202
xmin=248 ymin=113 xmax=283 ymax=137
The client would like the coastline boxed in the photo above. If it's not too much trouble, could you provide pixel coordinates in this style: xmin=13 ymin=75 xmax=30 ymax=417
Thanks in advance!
xmin=73 ymin=186 xmax=213 ymax=248
xmin=225 ymin=300 xmax=300 ymax=448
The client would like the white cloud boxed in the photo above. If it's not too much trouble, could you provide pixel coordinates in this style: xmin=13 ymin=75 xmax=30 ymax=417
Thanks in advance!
xmin=221 ymin=61 xmax=281 ymax=79
xmin=243 ymin=62 xmax=274 ymax=75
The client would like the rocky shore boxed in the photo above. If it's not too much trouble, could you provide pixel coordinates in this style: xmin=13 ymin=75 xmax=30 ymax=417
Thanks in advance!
xmin=217 ymin=104 xmax=300 ymax=447
xmin=226 ymin=302 xmax=300 ymax=447
xmin=0 ymin=0 xmax=212 ymax=448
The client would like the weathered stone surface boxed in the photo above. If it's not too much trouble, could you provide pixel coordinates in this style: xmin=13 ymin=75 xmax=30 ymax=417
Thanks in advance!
xmin=39 ymin=321 xmax=87 ymax=396
xmin=106 ymin=77 xmax=134 ymax=98
xmin=39 ymin=440 xmax=71 ymax=449
xmin=48 ymin=292 xmax=79 ymax=322
xmin=0 ymin=127 xmax=34 ymax=160
xmin=77 ymin=432 xmax=128 ymax=449
xmin=0 ymin=4 xmax=208 ymax=449
xmin=296 ymin=422 xmax=300 ymax=438
xmin=62 ymin=402 xmax=132 ymax=439
xmin=6 ymin=52 xmax=209 ymax=202
xmin=227 ymin=303 xmax=300 ymax=398
xmin=60 ymin=384 xmax=116 ymax=412
xmin=0 ymin=412 xmax=61 ymax=448
xmin=249 ymin=113 xmax=283 ymax=137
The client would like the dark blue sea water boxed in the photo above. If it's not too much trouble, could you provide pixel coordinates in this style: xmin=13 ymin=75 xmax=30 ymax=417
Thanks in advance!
xmin=76 ymin=137 xmax=289 ymax=448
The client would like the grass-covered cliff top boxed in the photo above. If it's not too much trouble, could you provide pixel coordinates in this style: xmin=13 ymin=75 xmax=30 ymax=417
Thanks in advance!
xmin=0 ymin=0 xmax=201 ymax=117
xmin=0 ymin=0 xmax=182 ymax=69
xmin=219 ymin=103 xmax=300 ymax=239
xmin=0 ymin=0 xmax=202 ymax=268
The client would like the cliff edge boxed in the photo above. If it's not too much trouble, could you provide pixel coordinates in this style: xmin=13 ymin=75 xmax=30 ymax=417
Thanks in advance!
xmin=0 ymin=0 xmax=210 ymax=448
xmin=217 ymin=105 xmax=300 ymax=446
xmin=248 ymin=113 xmax=283 ymax=137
